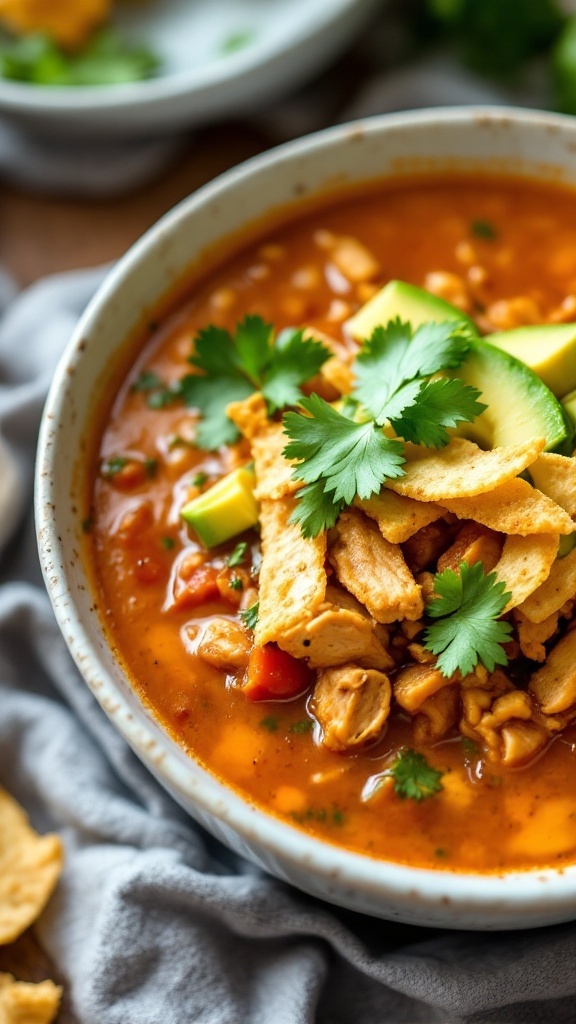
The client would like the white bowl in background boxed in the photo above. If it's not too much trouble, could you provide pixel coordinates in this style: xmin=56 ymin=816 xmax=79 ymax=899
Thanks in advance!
xmin=0 ymin=0 xmax=379 ymax=138
xmin=36 ymin=107 xmax=576 ymax=929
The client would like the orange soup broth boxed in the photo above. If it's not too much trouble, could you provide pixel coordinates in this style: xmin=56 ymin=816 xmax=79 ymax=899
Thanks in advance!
xmin=90 ymin=176 xmax=576 ymax=873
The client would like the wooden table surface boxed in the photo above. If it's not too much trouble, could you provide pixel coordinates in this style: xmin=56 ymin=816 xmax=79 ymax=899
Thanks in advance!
xmin=0 ymin=118 xmax=270 ymax=1023
xmin=1 ymin=122 xmax=269 ymax=288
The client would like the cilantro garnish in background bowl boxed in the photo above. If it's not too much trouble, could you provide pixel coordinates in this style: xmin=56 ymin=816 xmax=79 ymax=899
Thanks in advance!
xmin=0 ymin=27 xmax=160 ymax=86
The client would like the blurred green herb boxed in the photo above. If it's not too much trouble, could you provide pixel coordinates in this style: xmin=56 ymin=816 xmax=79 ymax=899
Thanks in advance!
xmin=220 ymin=29 xmax=256 ymax=55
xmin=0 ymin=27 xmax=160 ymax=86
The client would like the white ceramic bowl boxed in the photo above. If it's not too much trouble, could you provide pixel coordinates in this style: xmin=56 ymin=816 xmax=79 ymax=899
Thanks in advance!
xmin=36 ymin=107 xmax=576 ymax=929
xmin=0 ymin=0 xmax=378 ymax=138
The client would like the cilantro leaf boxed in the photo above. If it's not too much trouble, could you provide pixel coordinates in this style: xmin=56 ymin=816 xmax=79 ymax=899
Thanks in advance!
xmin=0 ymin=28 xmax=159 ymax=86
xmin=390 ymin=378 xmax=487 ymax=446
xmin=288 ymin=480 xmax=346 ymax=539
xmin=262 ymin=329 xmax=330 ymax=412
xmin=181 ymin=317 xmax=330 ymax=450
xmin=283 ymin=394 xmax=405 ymax=505
xmin=226 ymin=541 xmax=248 ymax=567
xmin=387 ymin=749 xmax=444 ymax=801
xmin=240 ymin=602 xmax=259 ymax=630
xmin=353 ymin=318 xmax=474 ymax=425
xmin=179 ymin=374 xmax=253 ymax=449
xmin=423 ymin=561 xmax=512 ymax=678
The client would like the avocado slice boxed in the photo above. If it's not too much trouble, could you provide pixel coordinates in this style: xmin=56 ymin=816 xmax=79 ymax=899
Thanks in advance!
xmin=345 ymin=279 xmax=479 ymax=341
xmin=180 ymin=466 xmax=258 ymax=548
xmin=345 ymin=280 xmax=568 ymax=453
xmin=452 ymin=341 xmax=568 ymax=452
xmin=487 ymin=323 xmax=576 ymax=398
xmin=562 ymin=387 xmax=576 ymax=429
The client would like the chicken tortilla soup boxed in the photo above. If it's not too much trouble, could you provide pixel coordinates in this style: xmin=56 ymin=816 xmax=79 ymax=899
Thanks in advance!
xmin=87 ymin=176 xmax=576 ymax=873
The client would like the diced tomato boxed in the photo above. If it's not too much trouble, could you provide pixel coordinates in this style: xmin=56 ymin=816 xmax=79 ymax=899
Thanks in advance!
xmin=243 ymin=644 xmax=314 ymax=702
xmin=172 ymin=564 xmax=221 ymax=610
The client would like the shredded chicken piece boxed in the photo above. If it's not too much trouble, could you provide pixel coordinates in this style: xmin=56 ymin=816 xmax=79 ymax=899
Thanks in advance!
xmin=326 ymin=236 xmax=381 ymax=283
xmin=413 ymin=686 xmax=460 ymax=744
xmin=484 ymin=295 xmax=542 ymax=331
xmin=423 ymin=271 xmax=471 ymax=312
xmin=328 ymin=509 xmax=423 ymax=623
xmin=313 ymin=664 xmax=391 ymax=751
xmin=402 ymin=520 xmax=457 ymax=574
xmin=197 ymin=618 xmax=251 ymax=671
xmin=499 ymin=721 xmax=549 ymax=765
xmin=529 ymin=630 xmax=576 ymax=715
xmin=281 ymin=585 xmax=394 ymax=671
xmin=461 ymin=673 xmax=546 ymax=765
xmin=437 ymin=522 xmax=503 ymax=574
xmin=393 ymin=663 xmax=455 ymax=713
xmin=514 ymin=608 xmax=559 ymax=662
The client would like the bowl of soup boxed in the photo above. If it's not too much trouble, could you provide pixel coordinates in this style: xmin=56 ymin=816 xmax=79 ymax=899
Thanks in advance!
xmin=36 ymin=107 xmax=576 ymax=929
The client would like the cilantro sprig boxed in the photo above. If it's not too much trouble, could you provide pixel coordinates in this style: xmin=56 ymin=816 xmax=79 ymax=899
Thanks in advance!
xmin=283 ymin=318 xmax=485 ymax=537
xmin=179 ymin=317 xmax=330 ymax=449
xmin=0 ymin=28 xmax=160 ymax=87
xmin=423 ymin=561 xmax=513 ymax=678
xmin=386 ymin=749 xmax=444 ymax=801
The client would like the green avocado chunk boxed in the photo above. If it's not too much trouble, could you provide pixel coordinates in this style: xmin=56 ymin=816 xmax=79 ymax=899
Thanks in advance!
xmin=180 ymin=466 xmax=258 ymax=548
xmin=561 ymin=387 xmax=576 ymax=429
xmin=345 ymin=280 xmax=568 ymax=453
xmin=345 ymin=279 xmax=478 ymax=340
xmin=487 ymin=323 xmax=576 ymax=398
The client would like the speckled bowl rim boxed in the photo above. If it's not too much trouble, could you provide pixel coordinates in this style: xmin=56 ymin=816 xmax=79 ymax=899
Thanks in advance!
xmin=36 ymin=107 xmax=576 ymax=928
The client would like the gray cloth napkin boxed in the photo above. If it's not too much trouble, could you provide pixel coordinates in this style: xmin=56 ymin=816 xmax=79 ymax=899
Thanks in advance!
xmin=2 ymin=268 xmax=576 ymax=1024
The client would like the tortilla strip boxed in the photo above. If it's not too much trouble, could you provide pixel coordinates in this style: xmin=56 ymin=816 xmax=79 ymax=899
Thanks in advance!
xmin=320 ymin=357 xmax=355 ymax=395
xmin=518 ymin=547 xmax=576 ymax=623
xmin=492 ymin=533 xmax=559 ymax=611
xmin=387 ymin=436 xmax=545 ymax=502
xmin=328 ymin=508 xmax=424 ymax=623
xmin=252 ymin=423 xmax=300 ymax=501
xmin=354 ymin=490 xmax=444 ymax=543
xmin=437 ymin=477 xmax=575 ymax=536
xmin=529 ymin=453 xmax=576 ymax=518
xmin=0 ymin=786 xmax=63 ymax=944
xmin=226 ymin=392 xmax=269 ymax=440
xmin=255 ymin=497 xmax=327 ymax=647
xmin=0 ymin=974 xmax=62 ymax=1024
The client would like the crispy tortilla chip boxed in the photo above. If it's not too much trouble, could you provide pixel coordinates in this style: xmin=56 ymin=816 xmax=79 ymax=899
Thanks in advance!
xmin=328 ymin=509 xmax=423 ymax=623
xmin=0 ymin=787 xmax=63 ymax=945
xmin=255 ymin=497 xmax=327 ymax=647
xmin=320 ymin=357 xmax=355 ymax=396
xmin=354 ymin=490 xmax=444 ymax=543
xmin=388 ymin=436 xmax=545 ymax=502
xmin=438 ymin=477 xmax=575 ymax=536
xmin=0 ymin=974 xmax=61 ymax=1024
xmin=518 ymin=547 xmax=576 ymax=623
xmin=226 ymin=392 xmax=269 ymax=440
xmin=492 ymin=533 xmax=559 ymax=611
xmin=252 ymin=423 xmax=300 ymax=501
xmin=530 ymin=453 xmax=576 ymax=518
